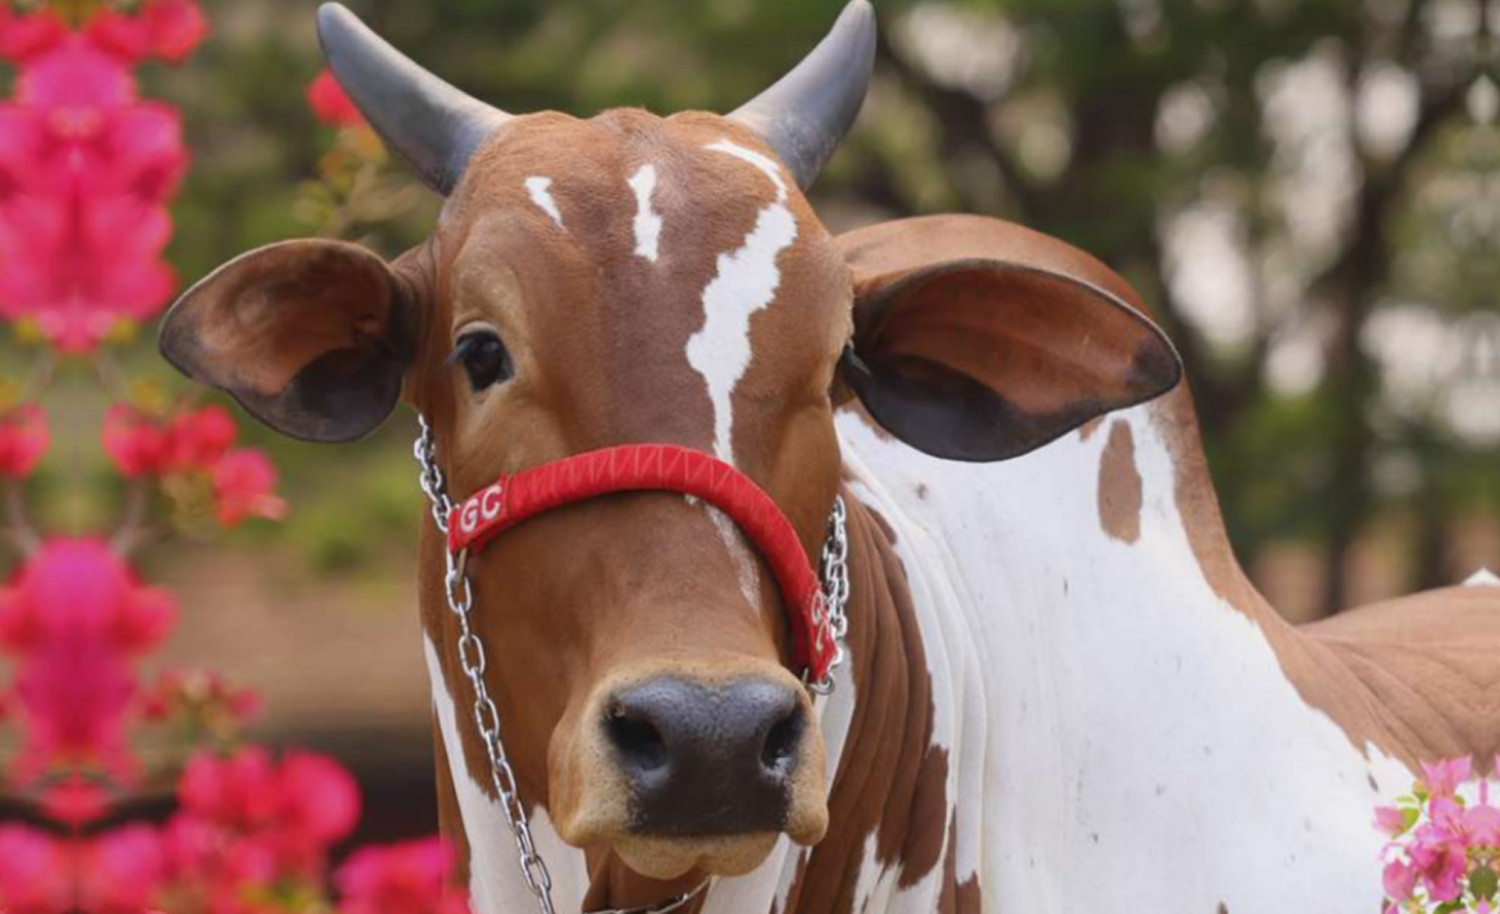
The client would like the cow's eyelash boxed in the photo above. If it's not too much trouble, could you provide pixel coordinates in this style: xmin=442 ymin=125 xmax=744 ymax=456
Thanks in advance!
xmin=446 ymin=335 xmax=479 ymax=366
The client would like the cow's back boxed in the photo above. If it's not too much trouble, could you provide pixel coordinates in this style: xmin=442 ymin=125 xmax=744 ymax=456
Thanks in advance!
xmin=1304 ymin=581 xmax=1500 ymax=766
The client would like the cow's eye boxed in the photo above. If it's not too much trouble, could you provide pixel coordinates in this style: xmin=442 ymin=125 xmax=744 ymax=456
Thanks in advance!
xmin=449 ymin=331 xmax=513 ymax=390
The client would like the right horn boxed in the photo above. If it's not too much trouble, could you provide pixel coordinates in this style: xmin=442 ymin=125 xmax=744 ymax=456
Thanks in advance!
xmin=316 ymin=3 xmax=512 ymax=195
xmin=728 ymin=0 xmax=877 ymax=190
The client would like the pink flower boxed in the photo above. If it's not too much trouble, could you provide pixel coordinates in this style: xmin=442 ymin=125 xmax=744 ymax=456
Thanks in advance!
xmin=337 ymin=838 xmax=470 ymax=914
xmin=85 ymin=0 xmax=207 ymax=63
xmin=0 ymin=8 xmax=67 ymax=61
xmin=0 ymin=540 xmax=176 ymax=788
xmin=1374 ymin=805 xmax=1410 ymax=838
xmin=79 ymin=824 xmax=165 ymax=914
xmin=164 ymin=405 xmax=237 ymax=471
xmin=0 ymin=825 xmax=69 ymax=913
xmin=1408 ymin=821 xmax=1468 ymax=902
xmin=1381 ymin=858 xmax=1418 ymax=901
xmin=103 ymin=408 xmax=167 ymax=476
xmin=0 ymin=28 xmax=189 ymax=351
xmin=308 ymin=69 xmax=364 ymax=126
xmin=1420 ymin=756 xmax=1472 ymax=799
xmin=279 ymin=751 xmax=362 ymax=849
xmin=0 ymin=404 xmax=48 ymax=477
xmin=141 ymin=0 xmax=208 ymax=61
xmin=211 ymin=449 xmax=286 ymax=526
xmin=42 ymin=774 xmax=111 ymax=826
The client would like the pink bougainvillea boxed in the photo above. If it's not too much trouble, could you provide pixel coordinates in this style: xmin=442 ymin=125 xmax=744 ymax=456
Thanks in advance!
xmin=0 ymin=2 xmax=468 ymax=912
xmin=1378 ymin=757 xmax=1500 ymax=913
xmin=308 ymin=68 xmax=365 ymax=127
xmin=0 ymin=3 xmax=192 ymax=352
xmin=0 ymin=405 xmax=48 ymax=478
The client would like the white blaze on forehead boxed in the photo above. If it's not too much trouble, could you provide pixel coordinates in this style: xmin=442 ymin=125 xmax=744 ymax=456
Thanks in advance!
xmin=524 ymin=176 xmax=565 ymax=229
xmin=684 ymin=139 xmax=798 ymax=611
xmin=686 ymin=139 xmax=796 ymax=465
xmin=627 ymin=164 xmax=663 ymax=262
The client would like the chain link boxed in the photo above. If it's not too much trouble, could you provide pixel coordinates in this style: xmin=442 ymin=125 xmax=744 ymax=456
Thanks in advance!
xmin=416 ymin=418 xmax=560 ymax=912
xmin=412 ymin=415 xmax=846 ymax=913
xmin=807 ymin=494 xmax=850 ymax=695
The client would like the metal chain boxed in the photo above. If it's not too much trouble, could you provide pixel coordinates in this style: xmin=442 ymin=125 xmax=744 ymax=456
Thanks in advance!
xmin=415 ymin=417 xmax=561 ymax=913
xmin=411 ymin=415 xmax=848 ymax=913
xmin=808 ymin=495 xmax=850 ymax=695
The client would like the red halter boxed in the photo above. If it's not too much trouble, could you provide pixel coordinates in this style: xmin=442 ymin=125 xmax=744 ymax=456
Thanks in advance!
xmin=446 ymin=444 xmax=839 ymax=684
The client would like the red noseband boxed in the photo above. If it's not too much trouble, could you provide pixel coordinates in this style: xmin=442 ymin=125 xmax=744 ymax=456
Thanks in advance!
xmin=446 ymin=444 xmax=839 ymax=684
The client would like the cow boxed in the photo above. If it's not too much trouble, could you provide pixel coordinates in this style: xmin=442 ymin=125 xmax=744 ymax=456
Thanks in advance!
xmin=158 ymin=2 xmax=1500 ymax=912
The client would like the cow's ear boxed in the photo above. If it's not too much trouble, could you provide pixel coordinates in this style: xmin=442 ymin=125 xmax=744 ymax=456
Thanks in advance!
xmin=837 ymin=215 xmax=1182 ymax=462
xmin=159 ymin=239 xmax=417 ymax=443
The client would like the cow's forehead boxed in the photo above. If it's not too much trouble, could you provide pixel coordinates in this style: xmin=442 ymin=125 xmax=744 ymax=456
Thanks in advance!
xmin=437 ymin=107 xmax=847 ymax=350
xmin=449 ymin=108 xmax=813 ymax=229
xmin=430 ymin=106 xmax=850 ymax=465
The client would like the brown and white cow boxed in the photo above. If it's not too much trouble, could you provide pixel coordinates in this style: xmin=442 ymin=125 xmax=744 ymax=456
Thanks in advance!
xmin=159 ymin=3 xmax=1500 ymax=912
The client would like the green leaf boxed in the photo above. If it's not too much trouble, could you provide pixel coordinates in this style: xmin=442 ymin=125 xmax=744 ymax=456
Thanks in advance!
xmin=1401 ymin=807 xmax=1420 ymax=833
xmin=1471 ymin=865 xmax=1499 ymax=901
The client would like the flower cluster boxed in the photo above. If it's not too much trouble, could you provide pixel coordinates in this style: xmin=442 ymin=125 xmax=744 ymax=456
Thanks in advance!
xmin=0 ymin=539 xmax=176 ymax=820
xmin=0 ymin=2 xmax=468 ymax=912
xmin=0 ymin=404 xmax=47 ymax=478
xmin=1379 ymin=757 xmax=1500 ymax=913
xmin=0 ymin=1 xmax=199 ymax=352
xmin=104 ymin=404 xmax=286 ymax=527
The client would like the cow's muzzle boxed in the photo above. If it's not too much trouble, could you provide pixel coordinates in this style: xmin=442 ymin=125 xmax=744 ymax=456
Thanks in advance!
xmin=552 ymin=665 xmax=829 ymax=881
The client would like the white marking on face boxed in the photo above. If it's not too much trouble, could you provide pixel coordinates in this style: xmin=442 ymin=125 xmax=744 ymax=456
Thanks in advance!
xmin=685 ymin=139 xmax=796 ymax=466
xmin=423 ymin=636 xmax=586 ymax=914
xmin=524 ymin=176 xmax=565 ymax=229
xmin=627 ymin=164 xmax=662 ymax=262
xmin=684 ymin=140 xmax=797 ymax=610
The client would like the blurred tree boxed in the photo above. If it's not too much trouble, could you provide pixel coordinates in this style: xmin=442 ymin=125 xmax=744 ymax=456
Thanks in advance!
xmin=156 ymin=0 xmax=1496 ymax=618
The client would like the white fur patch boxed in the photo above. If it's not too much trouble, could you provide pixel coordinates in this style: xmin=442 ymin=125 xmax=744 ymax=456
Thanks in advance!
xmin=835 ymin=404 xmax=1412 ymax=912
xmin=682 ymin=139 xmax=798 ymax=611
xmin=1465 ymin=567 xmax=1500 ymax=587
xmin=685 ymin=139 xmax=795 ymax=465
xmin=627 ymin=164 xmax=663 ymax=262
xmin=524 ymin=176 xmax=565 ymax=229
xmin=423 ymin=636 xmax=587 ymax=914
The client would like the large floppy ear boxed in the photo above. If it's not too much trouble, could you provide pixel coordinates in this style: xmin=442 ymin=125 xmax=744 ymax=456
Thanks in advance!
xmin=159 ymin=239 xmax=417 ymax=443
xmin=837 ymin=214 xmax=1182 ymax=462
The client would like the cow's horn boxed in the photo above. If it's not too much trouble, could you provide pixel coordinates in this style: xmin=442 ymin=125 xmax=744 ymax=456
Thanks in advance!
xmin=316 ymin=3 xmax=510 ymax=195
xmin=729 ymin=0 xmax=876 ymax=190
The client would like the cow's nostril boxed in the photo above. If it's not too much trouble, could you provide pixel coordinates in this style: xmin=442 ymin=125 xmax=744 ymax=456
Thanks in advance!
xmin=761 ymin=705 xmax=804 ymax=775
xmin=602 ymin=676 xmax=806 ymax=836
xmin=606 ymin=703 xmax=669 ymax=774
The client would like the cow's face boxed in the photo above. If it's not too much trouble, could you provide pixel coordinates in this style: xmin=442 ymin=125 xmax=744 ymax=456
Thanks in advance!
xmin=158 ymin=0 xmax=1182 ymax=887
xmin=417 ymin=111 xmax=849 ymax=877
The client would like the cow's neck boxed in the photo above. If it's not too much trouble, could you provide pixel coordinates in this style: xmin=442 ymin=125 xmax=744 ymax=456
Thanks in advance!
xmin=830 ymin=391 xmax=1415 ymax=912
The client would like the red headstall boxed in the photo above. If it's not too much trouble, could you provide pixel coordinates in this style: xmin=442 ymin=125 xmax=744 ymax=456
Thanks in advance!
xmin=446 ymin=444 xmax=839 ymax=684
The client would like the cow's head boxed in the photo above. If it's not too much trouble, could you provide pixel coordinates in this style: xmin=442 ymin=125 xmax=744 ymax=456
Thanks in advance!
xmin=158 ymin=0 xmax=1180 ymax=885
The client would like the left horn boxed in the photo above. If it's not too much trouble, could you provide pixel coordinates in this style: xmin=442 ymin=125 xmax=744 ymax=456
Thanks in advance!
xmin=729 ymin=0 xmax=876 ymax=189
xmin=316 ymin=3 xmax=511 ymax=195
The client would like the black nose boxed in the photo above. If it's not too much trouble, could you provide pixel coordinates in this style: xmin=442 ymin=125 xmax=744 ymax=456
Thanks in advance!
xmin=604 ymin=677 xmax=806 ymax=836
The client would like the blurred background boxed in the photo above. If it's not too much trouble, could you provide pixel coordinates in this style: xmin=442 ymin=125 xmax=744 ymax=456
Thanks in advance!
xmin=98 ymin=0 xmax=1498 ymax=843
